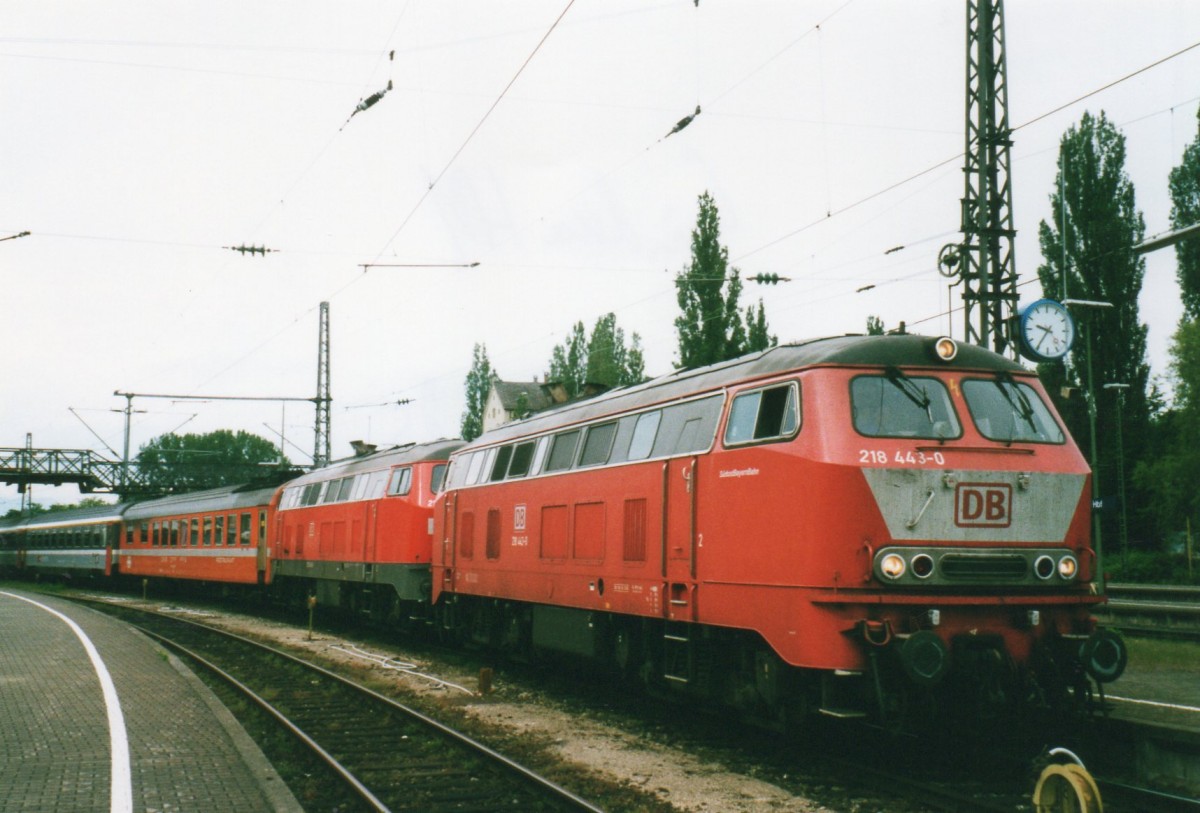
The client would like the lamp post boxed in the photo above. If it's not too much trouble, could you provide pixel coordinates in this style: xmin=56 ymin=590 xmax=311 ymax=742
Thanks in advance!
xmin=1062 ymin=299 xmax=1113 ymax=591
xmin=1103 ymin=382 xmax=1130 ymax=565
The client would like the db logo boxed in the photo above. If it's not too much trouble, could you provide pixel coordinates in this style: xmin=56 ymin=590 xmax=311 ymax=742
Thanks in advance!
xmin=954 ymin=483 xmax=1012 ymax=528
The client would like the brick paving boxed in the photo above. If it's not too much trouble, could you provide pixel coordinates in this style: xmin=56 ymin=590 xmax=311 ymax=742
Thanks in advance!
xmin=0 ymin=590 xmax=300 ymax=812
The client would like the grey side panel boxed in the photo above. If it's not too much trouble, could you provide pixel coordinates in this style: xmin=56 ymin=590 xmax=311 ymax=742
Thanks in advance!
xmin=271 ymin=560 xmax=431 ymax=602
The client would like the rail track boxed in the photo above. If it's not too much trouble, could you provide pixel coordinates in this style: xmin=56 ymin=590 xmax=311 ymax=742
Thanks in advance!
xmin=76 ymin=598 xmax=605 ymax=813
xmin=60 ymin=589 xmax=1200 ymax=813
xmin=1099 ymin=583 xmax=1200 ymax=641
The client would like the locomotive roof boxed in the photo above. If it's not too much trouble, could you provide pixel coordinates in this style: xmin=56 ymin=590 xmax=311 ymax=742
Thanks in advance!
xmin=285 ymin=438 xmax=464 ymax=486
xmin=16 ymin=501 xmax=131 ymax=530
xmin=123 ymin=482 xmax=281 ymax=521
xmin=470 ymin=334 xmax=1028 ymax=448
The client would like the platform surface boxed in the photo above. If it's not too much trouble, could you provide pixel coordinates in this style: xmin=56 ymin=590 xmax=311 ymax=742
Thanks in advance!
xmin=0 ymin=589 xmax=300 ymax=812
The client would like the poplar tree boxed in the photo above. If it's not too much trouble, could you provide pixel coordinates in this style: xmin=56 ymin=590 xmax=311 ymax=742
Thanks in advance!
xmin=460 ymin=343 xmax=496 ymax=442
xmin=675 ymin=192 xmax=773 ymax=368
xmin=1036 ymin=110 xmax=1150 ymax=542
xmin=1169 ymin=106 xmax=1200 ymax=318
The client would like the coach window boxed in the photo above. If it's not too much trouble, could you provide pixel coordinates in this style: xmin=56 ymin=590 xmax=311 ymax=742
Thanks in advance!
xmin=214 ymin=515 xmax=225 ymax=547
xmin=579 ymin=422 xmax=617 ymax=467
xmin=489 ymin=447 xmax=513 ymax=482
xmin=506 ymin=442 xmax=535 ymax=479
xmin=388 ymin=467 xmax=413 ymax=496
xmin=725 ymin=382 xmax=800 ymax=446
xmin=152 ymin=521 xmax=160 ymax=547
xmin=851 ymin=373 xmax=961 ymax=440
xmin=259 ymin=511 xmax=267 ymax=546
xmin=240 ymin=513 xmax=252 ymax=545
xmin=226 ymin=514 xmax=237 ymax=546
xmin=190 ymin=518 xmax=200 ymax=546
xmin=545 ymin=429 xmax=581 ymax=472
xmin=140 ymin=521 xmax=149 ymax=547
xmin=203 ymin=516 xmax=214 ymax=546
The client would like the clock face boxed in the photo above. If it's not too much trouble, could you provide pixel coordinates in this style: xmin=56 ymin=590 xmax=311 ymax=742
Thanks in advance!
xmin=1019 ymin=300 xmax=1074 ymax=362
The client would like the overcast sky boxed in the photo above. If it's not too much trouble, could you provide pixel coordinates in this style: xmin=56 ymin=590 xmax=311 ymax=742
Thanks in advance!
xmin=3 ymin=1 xmax=1198 ymax=511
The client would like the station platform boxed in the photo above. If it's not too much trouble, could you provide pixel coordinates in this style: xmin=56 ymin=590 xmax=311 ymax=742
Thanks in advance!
xmin=0 ymin=589 xmax=300 ymax=813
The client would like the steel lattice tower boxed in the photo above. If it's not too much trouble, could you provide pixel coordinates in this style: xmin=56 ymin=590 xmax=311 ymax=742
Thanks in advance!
xmin=313 ymin=301 xmax=332 ymax=468
xmin=941 ymin=0 xmax=1018 ymax=355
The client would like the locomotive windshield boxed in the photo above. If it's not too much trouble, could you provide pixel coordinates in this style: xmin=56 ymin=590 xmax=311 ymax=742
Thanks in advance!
xmin=962 ymin=377 xmax=1065 ymax=444
xmin=850 ymin=373 xmax=961 ymax=439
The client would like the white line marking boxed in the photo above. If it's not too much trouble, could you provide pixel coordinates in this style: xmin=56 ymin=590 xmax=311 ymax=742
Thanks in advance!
xmin=1107 ymin=694 xmax=1200 ymax=714
xmin=1 ymin=592 xmax=133 ymax=813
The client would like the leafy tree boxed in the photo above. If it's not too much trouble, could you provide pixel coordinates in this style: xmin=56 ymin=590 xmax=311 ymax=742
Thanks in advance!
xmin=461 ymin=343 xmax=496 ymax=442
xmin=1036 ymin=110 xmax=1151 ymax=544
xmin=866 ymin=315 xmax=885 ymax=335
xmin=745 ymin=301 xmax=776 ymax=352
xmin=1169 ymin=106 xmax=1200 ymax=319
xmin=136 ymin=430 xmax=287 ymax=492
xmin=674 ymin=191 xmax=773 ymax=368
xmin=547 ymin=314 xmax=646 ymax=398
xmin=1133 ymin=319 xmax=1200 ymax=544
xmin=547 ymin=322 xmax=588 ymax=397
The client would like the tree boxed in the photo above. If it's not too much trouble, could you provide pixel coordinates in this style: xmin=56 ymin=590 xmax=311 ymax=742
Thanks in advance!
xmin=1036 ymin=110 xmax=1151 ymax=544
xmin=1169 ymin=106 xmax=1200 ymax=319
xmin=866 ymin=315 xmax=885 ymax=336
xmin=674 ymin=191 xmax=773 ymax=368
xmin=547 ymin=314 xmax=646 ymax=398
xmin=136 ymin=430 xmax=286 ymax=492
xmin=547 ymin=322 xmax=588 ymax=397
xmin=745 ymin=301 xmax=776 ymax=352
xmin=461 ymin=343 xmax=496 ymax=442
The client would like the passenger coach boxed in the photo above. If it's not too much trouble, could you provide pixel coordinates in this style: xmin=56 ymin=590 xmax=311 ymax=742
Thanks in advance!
xmin=118 ymin=484 xmax=277 ymax=584
xmin=433 ymin=334 xmax=1124 ymax=725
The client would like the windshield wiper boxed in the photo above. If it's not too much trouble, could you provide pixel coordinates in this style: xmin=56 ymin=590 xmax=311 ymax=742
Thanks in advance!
xmin=885 ymin=366 xmax=933 ymax=425
xmin=995 ymin=371 xmax=1039 ymax=440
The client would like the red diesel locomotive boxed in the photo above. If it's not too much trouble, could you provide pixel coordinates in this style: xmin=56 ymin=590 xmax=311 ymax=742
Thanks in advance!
xmin=273 ymin=439 xmax=461 ymax=620
xmin=432 ymin=334 xmax=1126 ymax=724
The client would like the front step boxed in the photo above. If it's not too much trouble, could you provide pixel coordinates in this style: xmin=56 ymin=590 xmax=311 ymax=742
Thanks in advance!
xmin=819 ymin=669 xmax=867 ymax=718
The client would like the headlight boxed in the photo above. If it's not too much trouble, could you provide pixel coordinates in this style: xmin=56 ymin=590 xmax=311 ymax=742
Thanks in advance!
xmin=1058 ymin=555 xmax=1078 ymax=580
xmin=1034 ymin=555 xmax=1055 ymax=580
xmin=934 ymin=336 xmax=958 ymax=361
xmin=880 ymin=553 xmax=906 ymax=580
xmin=911 ymin=553 xmax=935 ymax=578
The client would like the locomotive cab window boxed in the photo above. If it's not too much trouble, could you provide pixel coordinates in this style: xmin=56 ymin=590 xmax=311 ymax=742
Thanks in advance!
xmin=388 ymin=467 xmax=413 ymax=496
xmin=725 ymin=382 xmax=800 ymax=445
xmin=431 ymin=464 xmax=448 ymax=494
xmin=962 ymin=377 xmax=1065 ymax=444
xmin=489 ymin=447 xmax=514 ymax=481
xmin=627 ymin=410 xmax=662 ymax=461
xmin=851 ymin=372 xmax=962 ymax=440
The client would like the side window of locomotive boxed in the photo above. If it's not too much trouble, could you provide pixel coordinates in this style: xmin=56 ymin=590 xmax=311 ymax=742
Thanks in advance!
xmin=388 ymin=467 xmax=413 ymax=496
xmin=464 ymin=451 xmax=485 ymax=486
xmin=529 ymin=436 xmax=551 ymax=475
xmin=962 ymin=378 xmax=1065 ymax=444
xmin=626 ymin=410 xmax=662 ymax=461
xmin=653 ymin=394 xmax=723 ymax=457
xmin=430 ymin=464 xmax=448 ymax=494
xmin=578 ymin=422 xmax=617 ymax=467
xmin=725 ymin=382 xmax=800 ymax=446
xmin=506 ymin=442 xmax=536 ymax=479
xmin=489 ymin=446 xmax=514 ymax=481
xmin=850 ymin=375 xmax=962 ymax=439
xmin=545 ymin=430 xmax=581 ymax=472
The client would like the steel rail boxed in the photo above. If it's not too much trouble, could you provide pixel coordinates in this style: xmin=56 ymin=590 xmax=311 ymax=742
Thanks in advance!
xmin=142 ymin=629 xmax=391 ymax=812
xmin=108 ymin=603 xmax=607 ymax=813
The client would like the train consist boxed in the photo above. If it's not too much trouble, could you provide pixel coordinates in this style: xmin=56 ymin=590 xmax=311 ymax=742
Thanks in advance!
xmin=0 ymin=335 xmax=1126 ymax=726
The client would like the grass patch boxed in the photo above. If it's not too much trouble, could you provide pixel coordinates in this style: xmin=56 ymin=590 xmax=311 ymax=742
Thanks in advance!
xmin=1126 ymin=637 xmax=1200 ymax=670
